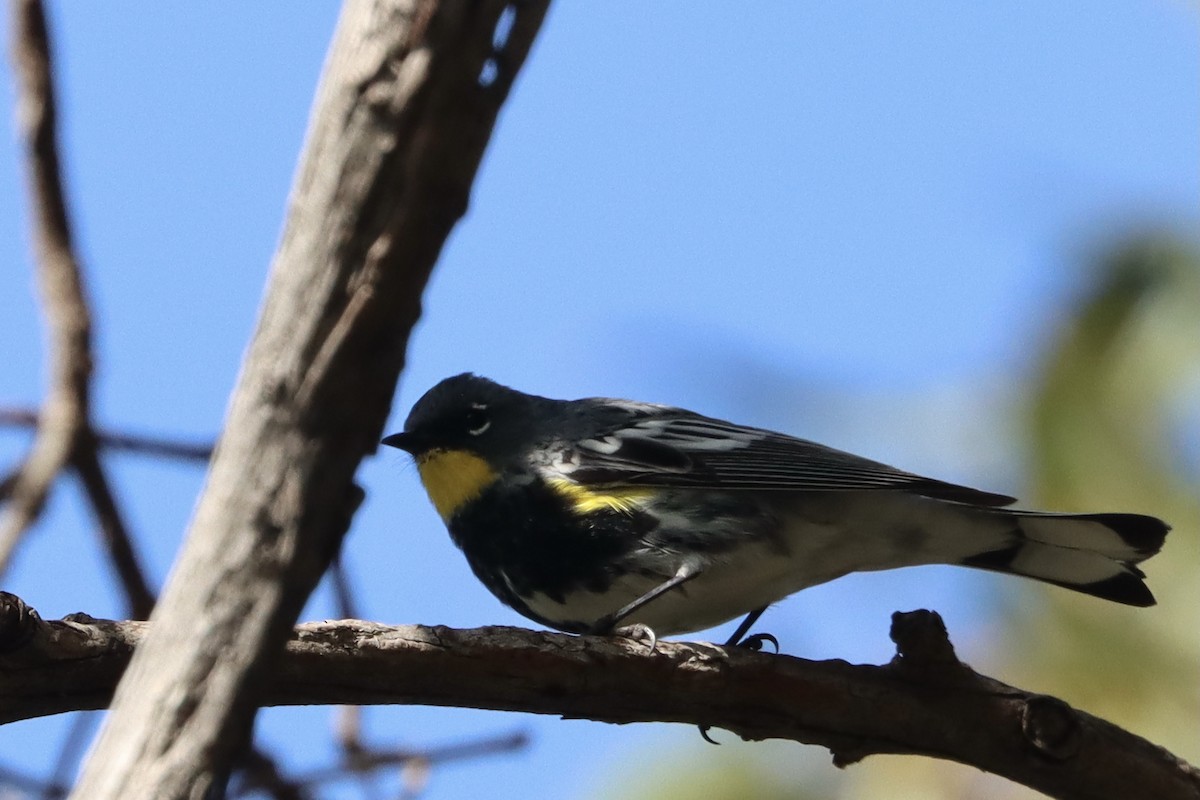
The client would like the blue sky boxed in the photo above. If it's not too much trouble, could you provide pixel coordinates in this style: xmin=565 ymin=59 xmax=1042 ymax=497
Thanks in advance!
xmin=1 ymin=3 xmax=1196 ymax=798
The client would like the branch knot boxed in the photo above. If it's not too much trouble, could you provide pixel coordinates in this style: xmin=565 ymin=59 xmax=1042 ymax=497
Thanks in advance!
xmin=0 ymin=591 xmax=41 ymax=654
xmin=888 ymin=609 xmax=964 ymax=674
xmin=1021 ymin=695 xmax=1083 ymax=761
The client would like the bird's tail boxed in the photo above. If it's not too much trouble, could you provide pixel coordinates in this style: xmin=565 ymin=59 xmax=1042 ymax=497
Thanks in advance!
xmin=956 ymin=509 xmax=1168 ymax=606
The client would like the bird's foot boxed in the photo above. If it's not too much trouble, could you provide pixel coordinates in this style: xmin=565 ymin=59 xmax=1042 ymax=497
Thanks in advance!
xmin=612 ymin=623 xmax=658 ymax=653
xmin=585 ymin=617 xmax=658 ymax=653
xmin=734 ymin=632 xmax=779 ymax=653
xmin=698 ymin=629 xmax=780 ymax=744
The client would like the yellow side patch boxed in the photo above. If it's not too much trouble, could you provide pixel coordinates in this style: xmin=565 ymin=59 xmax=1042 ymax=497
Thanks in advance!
xmin=416 ymin=449 xmax=498 ymax=522
xmin=547 ymin=478 xmax=654 ymax=515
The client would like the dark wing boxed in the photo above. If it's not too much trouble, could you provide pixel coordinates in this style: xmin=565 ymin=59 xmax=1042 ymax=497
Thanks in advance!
xmin=556 ymin=409 xmax=1015 ymax=507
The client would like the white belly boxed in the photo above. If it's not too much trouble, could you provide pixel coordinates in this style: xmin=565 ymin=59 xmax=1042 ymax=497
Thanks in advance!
xmin=521 ymin=519 xmax=858 ymax=636
xmin=520 ymin=491 xmax=1009 ymax=637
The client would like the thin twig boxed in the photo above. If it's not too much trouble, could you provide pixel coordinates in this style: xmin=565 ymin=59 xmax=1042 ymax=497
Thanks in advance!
xmin=0 ymin=0 xmax=93 ymax=574
xmin=329 ymin=554 xmax=362 ymax=620
xmin=71 ymin=434 xmax=156 ymax=619
xmin=0 ymin=408 xmax=214 ymax=463
xmin=5 ymin=0 xmax=155 ymax=623
xmin=293 ymin=729 xmax=530 ymax=788
xmin=42 ymin=712 xmax=101 ymax=800
xmin=324 ymin=558 xmax=529 ymax=795
xmin=328 ymin=555 xmax=370 ymax=775
xmin=234 ymin=747 xmax=309 ymax=800
xmin=0 ymin=764 xmax=54 ymax=795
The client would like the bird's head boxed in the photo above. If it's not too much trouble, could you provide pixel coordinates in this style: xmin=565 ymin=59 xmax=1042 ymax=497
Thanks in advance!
xmin=382 ymin=374 xmax=546 ymax=521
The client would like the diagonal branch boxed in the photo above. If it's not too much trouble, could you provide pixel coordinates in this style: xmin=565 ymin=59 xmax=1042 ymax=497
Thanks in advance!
xmin=0 ymin=596 xmax=1195 ymax=800
xmin=65 ymin=2 xmax=553 ymax=797
xmin=70 ymin=435 xmax=156 ymax=619
xmin=0 ymin=0 xmax=93 ymax=573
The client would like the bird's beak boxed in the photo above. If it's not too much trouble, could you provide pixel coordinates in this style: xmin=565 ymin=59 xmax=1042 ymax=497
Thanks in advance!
xmin=381 ymin=431 xmax=420 ymax=453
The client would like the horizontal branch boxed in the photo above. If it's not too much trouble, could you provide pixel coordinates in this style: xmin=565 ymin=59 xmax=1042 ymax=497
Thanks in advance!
xmin=0 ymin=408 xmax=214 ymax=463
xmin=0 ymin=594 xmax=1194 ymax=800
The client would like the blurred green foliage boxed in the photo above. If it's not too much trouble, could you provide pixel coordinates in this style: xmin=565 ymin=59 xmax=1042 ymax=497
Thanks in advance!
xmin=1009 ymin=234 xmax=1200 ymax=769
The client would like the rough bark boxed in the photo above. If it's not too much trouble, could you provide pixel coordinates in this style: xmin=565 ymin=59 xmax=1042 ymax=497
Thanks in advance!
xmin=65 ymin=2 xmax=550 ymax=797
xmin=1 ymin=596 xmax=1195 ymax=800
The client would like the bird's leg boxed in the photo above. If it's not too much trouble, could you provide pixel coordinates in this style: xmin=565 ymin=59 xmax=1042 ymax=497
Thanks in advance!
xmin=721 ymin=605 xmax=777 ymax=652
xmin=722 ymin=607 xmax=765 ymax=646
xmin=699 ymin=605 xmax=777 ymax=745
xmin=586 ymin=564 xmax=701 ymax=651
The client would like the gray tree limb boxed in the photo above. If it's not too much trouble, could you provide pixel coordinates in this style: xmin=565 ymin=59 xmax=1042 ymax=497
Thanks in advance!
xmin=64 ymin=1 xmax=551 ymax=797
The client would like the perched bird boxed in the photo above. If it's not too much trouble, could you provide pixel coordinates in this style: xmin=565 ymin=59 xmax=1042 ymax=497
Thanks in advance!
xmin=382 ymin=373 xmax=1168 ymax=646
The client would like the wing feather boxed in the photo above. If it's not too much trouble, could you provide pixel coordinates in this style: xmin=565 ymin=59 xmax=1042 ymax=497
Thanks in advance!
xmin=559 ymin=409 xmax=1015 ymax=507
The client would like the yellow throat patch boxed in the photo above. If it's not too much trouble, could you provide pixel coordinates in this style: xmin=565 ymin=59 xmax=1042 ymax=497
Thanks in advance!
xmin=416 ymin=449 xmax=498 ymax=522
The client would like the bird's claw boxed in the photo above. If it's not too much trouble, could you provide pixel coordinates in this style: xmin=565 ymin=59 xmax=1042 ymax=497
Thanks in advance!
xmin=738 ymin=632 xmax=779 ymax=653
xmin=585 ymin=614 xmax=657 ymax=653
xmin=695 ymin=629 xmax=780 ymax=743
xmin=693 ymin=629 xmax=780 ymax=742
xmin=612 ymin=623 xmax=657 ymax=653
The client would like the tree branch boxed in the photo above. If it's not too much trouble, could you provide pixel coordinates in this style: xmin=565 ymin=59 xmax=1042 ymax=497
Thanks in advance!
xmin=4 ymin=0 xmax=157 ymax=623
xmin=69 ymin=434 xmax=156 ymax=620
xmin=0 ymin=408 xmax=214 ymax=464
xmin=0 ymin=0 xmax=93 ymax=573
xmin=65 ymin=2 xmax=551 ymax=797
xmin=1 ymin=595 xmax=1194 ymax=800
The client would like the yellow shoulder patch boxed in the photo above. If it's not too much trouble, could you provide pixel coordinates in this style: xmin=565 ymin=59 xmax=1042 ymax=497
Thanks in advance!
xmin=546 ymin=478 xmax=654 ymax=515
xmin=416 ymin=449 xmax=498 ymax=522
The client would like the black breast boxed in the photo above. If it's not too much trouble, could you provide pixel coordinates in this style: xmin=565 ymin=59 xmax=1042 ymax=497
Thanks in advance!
xmin=447 ymin=481 xmax=657 ymax=630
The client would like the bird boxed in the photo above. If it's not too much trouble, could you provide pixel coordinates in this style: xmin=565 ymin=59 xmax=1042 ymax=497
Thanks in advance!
xmin=381 ymin=373 xmax=1168 ymax=647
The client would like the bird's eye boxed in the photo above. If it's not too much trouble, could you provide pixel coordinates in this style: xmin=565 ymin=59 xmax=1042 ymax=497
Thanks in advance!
xmin=465 ymin=405 xmax=490 ymax=436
